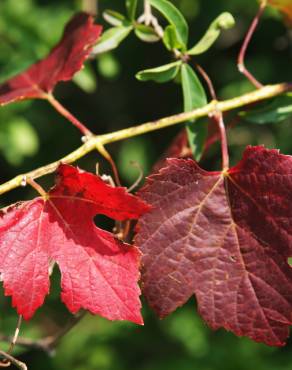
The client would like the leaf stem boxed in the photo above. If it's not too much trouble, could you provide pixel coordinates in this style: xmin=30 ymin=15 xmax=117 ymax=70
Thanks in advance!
xmin=237 ymin=1 xmax=267 ymax=88
xmin=0 ymin=82 xmax=290 ymax=196
xmin=27 ymin=178 xmax=47 ymax=198
xmin=211 ymin=109 xmax=229 ymax=169
xmin=46 ymin=94 xmax=92 ymax=136
xmin=96 ymin=142 xmax=121 ymax=186
xmin=195 ymin=64 xmax=217 ymax=101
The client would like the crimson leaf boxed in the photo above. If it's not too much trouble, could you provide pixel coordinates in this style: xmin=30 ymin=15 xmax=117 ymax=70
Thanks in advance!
xmin=136 ymin=146 xmax=292 ymax=346
xmin=0 ymin=13 xmax=102 ymax=105
xmin=0 ymin=164 xmax=149 ymax=323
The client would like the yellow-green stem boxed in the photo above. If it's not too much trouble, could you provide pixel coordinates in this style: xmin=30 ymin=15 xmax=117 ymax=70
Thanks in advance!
xmin=0 ymin=82 xmax=290 ymax=196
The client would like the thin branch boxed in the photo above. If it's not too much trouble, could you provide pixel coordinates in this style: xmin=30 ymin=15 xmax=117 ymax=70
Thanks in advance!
xmin=6 ymin=315 xmax=23 ymax=356
xmin=46 ymin=94 xmax=93 ymax=137
xmin=144 ymin=0 xmax=152 ymax=26
xmin=45 ymin=311 xmax=86 ymax=349
xmin=0 ymin=82 xmax=291 ymax=196
xmin=27 ymin=178 xmax=47 ymax=198
xmin=0 ymin=351 xmax=27 ymax=370
xmin=0 ymin=311 xmax=86 ymax=355
xmin=96 ymin=143 xmax=121 ymax=186
xmin=127 ymin=161 xmax=144 ymax=193
xmin=138 ymin=0 xmax=164 ymax=38
xmin=195 ymin=64 xmax=217 ymax=101
xmin=238 ymin=1 xmax=267 ymax=88
xmin=209 ymin=109 xmax=229 ymax=169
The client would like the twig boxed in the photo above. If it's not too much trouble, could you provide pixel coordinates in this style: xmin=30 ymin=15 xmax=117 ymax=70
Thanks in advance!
xmin=96 ymin=143 xmax=121 ymax=186
xmin=0 ymin=311 xmax=86 ymax=355
xmin=6 ymin=316 xmax=22 ymax=356
xmin=45 ymin=311 xmax=86 ymax=350
xmin=209 ymin=108 xmax=229 ymax=169
xmin=0 ymin=82 xmax=291 ymax=196
xmin=238 ymin=1 xmax=267 ymax=88
xmin=45 ymin=94 xmax=93 ymax=137
xmin=127 ymin=161 xmax=144 ymax=192
xmin=195 ymin=64 xmax=217 ymax=101
xmin=138 ymin=0 xmax=164 ymax=38
xmin=26 ymin=178 xmax=47 ymax=198
xmin=0 ymin=351 xmax=27 ymax=370
xmin=144 ymin=0 xmax=152 ymax=26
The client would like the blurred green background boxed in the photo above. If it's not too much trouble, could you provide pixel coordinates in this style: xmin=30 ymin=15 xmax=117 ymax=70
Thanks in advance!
xmin=0 ymin=0 xmax=292 ymax=369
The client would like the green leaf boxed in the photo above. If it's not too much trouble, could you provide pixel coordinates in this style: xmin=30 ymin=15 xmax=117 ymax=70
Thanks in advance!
xmin=240 ymin=94 xmax=292 ymax=124
xmin=163 ymin=25 xmax=184 ymax=50
xmin=126 ymin=0 xmax=138 ymax=20
xmin=134 ymin=24 xmax=160 ymax=42
xmin=149 ymin=0 xmax=188 ymax=49
xmin=92 ymin=26 xmax=133 ymax=55
xmin=136 ymin=61 xmax=182 ymax=83
xmin=187 ymin=12 xmax=235 ymax=55
xmin=180 ymin=64 xmax=207 ymax=161
xmin=181 ymin=64 xmax=206 ymax=109
xmin=103 ymin=10 xmax=126 ymax=27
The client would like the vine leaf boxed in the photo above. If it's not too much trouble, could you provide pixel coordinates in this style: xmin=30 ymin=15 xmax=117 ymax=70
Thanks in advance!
xmin=136 ymin=146 xmax=292 ymax=346
xmin=0 ymin=164 xmax=150 ymax=323
xmin=0 ymin=13 xmax=102 ymax=106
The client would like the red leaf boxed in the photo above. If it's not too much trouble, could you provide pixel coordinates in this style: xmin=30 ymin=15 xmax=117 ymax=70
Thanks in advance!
xmin=0 ymin=13 xmax=102 ymax=105
xmin=136 ymin=146 xmax=292 ymax=346
xmin=0 ymin=165 xmax=149 ymax=323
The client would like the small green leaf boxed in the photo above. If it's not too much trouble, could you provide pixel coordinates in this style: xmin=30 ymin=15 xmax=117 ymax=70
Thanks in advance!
xmin=126 ymin=0 xmax=138 ymax=20
xmin=134 ymin=24 xmax=160 ymax=42
xmin=180 ymin=64 xmax=207 ymax=161
xmin=149 ymin=0 xmax=188 ymax=49
xmin=240 ymin=93 xmax=292 ymax=124
xmin=181 ymin=64 xmax=206 ymax=109
xmin=136 ymin=61 xmax=182 ymax=83
xmin=92 ymin=26 xmax=133 ymax=55
xmin=163 ymin=25 xmax=184 ymax=50
xmin=187 ymin=12 xmax=235 ymax=55
xmin=103 ymin=10 xmax=126 ymax=27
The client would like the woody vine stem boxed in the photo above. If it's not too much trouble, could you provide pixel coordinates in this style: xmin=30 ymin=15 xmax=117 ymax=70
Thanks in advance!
xmin=0 ymin=81 xmax=290 ymax=196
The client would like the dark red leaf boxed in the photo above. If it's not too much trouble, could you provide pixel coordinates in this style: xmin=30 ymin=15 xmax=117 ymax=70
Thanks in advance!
xmin=0 ymin=164 xmax=149 ymax=323
xmin=0 ymin=13 xmax=102 ymax=105
xmin=136 ymin=146 xmax=292 ymax=346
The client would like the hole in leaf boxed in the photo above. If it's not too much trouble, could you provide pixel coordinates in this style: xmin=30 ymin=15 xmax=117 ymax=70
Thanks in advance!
xmin=94 ymin=214 xmax=115 ymax=231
